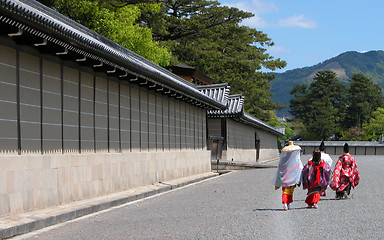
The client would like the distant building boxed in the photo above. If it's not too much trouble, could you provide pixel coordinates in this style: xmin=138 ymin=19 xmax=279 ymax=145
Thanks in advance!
xmin=295 ymin=141 xmax=384 ymax=155
xmin=169 ymin=64 xmax=214 ymax=85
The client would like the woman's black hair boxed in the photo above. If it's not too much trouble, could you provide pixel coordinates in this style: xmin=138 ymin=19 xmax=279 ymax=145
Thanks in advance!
xmin=313 ymin=150 xmax=321 ymax=165
xmin=344 ymin=143 xmax=349 ymax=153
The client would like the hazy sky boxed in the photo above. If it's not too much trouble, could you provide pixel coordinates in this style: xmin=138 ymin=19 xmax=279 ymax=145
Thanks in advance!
xmin=220 ymin=0 xmax=384 ymax=72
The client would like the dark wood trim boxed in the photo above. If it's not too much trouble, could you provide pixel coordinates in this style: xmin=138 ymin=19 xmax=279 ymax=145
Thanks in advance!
xmin=16 ymin=49 xmax=21 ymax=155
xmin=139 ymin=87 xmax=141 ymax=151
xmin=107 ymin=78 xmax=110 ymax=153
xmin=60 ymin=63 xmax=64 ymax=154
xmin=78 ymin=71 xmax=81 ymax=153
xmin=221 ymin=118 xmax=227 ymax=150
xmin=118 ymin=81 xmax=122 ymax=153
xmin=129 ymin=84 xmax=132 ymax=152
xmin=93 ymin=75 xmax=96 ymax=153
xmin=40 ymin=57 xmax=43 ymax=154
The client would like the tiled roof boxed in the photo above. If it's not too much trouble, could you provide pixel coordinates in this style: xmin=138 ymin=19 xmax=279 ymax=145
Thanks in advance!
xmin=197 ymin=83 xmax=230 ymax=107
xmin=0 ymin=0 xmax=226 ymax=110
xmin=199 ymin=85 xmax=284 ymax=136
xmin=295 ymin=141 xmax=384 ymax=147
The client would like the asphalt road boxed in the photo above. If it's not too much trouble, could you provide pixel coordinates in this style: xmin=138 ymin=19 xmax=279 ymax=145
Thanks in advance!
xmin=13 ymin=155 xmax=384 ymax=240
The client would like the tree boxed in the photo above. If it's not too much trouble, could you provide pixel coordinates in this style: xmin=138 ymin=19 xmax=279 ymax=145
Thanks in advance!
xmin=136 ymin=0 xmax=286 ymax=120
xmin=289 ymin=84 xmax=309 ymax=120
xmin=344 ymin=73 xmax=384 ymax=128
xmin=363 ymin=107 xmax=384 ymax=141
xmin=45 ymin=0 xmax=171 ymax=66
xmin=289 ymin=70 xmax=346 ymax=140
xmin=44 ymin=0 xmax=286 ymax=121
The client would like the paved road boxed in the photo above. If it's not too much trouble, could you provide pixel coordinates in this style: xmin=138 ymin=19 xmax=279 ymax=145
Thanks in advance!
xmin=13 ymin=155 xmax=384 ymax=240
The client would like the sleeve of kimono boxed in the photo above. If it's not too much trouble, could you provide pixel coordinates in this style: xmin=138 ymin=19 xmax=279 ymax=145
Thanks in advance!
xmin=323 ymin=163 xmax=332 ymax=185
xmin=301 ymin=164 xmax=309 ymax=189
xmin=351 ymin=158 xmax=360 ymax=188
xmin=330 ymin=159 xmax=342 ymax=191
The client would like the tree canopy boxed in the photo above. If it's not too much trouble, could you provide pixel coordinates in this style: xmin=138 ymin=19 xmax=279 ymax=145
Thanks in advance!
xmin=44 ymin=0 xmax=171 ymax=66
xmin=344 ymin=73 xmax=384 ymax=128
xmin=289 ymin=71 xmax=384 ymax=141
xmin=137 ymin=0 xmax=286 ymax=120
xmin=289 ymin=71 xmax=346 ymax=140
xmin=41 ymin=0 xmax=287 ymax=121
xmin=363 ymin=107 xmax=384 ymax=141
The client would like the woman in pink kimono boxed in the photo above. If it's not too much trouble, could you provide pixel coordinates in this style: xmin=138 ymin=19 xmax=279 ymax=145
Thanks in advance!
xmin=330 ymin=143 xmax=360 ymax=199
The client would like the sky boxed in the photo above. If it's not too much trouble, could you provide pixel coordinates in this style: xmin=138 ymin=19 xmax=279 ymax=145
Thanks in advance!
xmin=220 ymin=0 xmax=384 ymax=73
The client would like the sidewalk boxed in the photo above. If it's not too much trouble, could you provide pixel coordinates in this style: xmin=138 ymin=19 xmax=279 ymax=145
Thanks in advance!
xmin=0 ymin=172 xmax=219 ymax=239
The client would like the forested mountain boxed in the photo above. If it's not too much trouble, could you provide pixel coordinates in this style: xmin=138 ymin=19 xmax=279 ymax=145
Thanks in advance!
xmin=271 ymin=50 xmax=384 ymax=117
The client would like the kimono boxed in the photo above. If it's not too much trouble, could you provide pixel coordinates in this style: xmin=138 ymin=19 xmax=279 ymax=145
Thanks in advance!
xmin=309 ymin=152 xmax=333 ymax=167
xmin=302 ymin=160 xmax=332 ymax=206
xmin=273 ymin=149 xmax=303 ymax=188
xmin=330 ymin=154 xmax=360 ymax=195
xmin=321 ymin=152 xmax=333 ymax=167
xmin=272 ymin=149 xmax=303 ymax=205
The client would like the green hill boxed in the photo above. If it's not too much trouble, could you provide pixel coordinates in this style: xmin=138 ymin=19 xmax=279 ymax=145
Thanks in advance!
xmin=270 ymin=50 xmax=384 ymax=117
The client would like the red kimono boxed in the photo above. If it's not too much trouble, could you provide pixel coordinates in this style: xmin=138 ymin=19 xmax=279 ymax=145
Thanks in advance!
xmin=330 ymin=154 xmax=360 ymax=192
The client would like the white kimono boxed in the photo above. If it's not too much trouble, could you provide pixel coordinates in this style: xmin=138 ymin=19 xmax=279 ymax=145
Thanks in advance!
xmin=321 ymin=152 xmax=333 ymax=167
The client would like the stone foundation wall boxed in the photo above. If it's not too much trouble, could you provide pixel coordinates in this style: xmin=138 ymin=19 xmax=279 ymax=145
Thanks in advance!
xmin=0 ymin=150 xmax=210 ymax=216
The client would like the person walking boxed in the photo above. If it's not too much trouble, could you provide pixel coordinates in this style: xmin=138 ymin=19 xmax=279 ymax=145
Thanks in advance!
xmin=319 ymin=141 xmax=333 ymax=168
xmin=330 ymin=143 xmax=360 ymax=199
xmin=302 ymin=150 xmax=332 ymax=208
xmin=273 ymin=141 xmax=303 ymax=211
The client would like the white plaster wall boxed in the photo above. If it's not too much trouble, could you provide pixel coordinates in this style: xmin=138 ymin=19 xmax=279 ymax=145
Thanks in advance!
xmin=225 ymin=119 xmax=280 ymax=162
xmin=0 ymin=150 xmax=211 ymax=216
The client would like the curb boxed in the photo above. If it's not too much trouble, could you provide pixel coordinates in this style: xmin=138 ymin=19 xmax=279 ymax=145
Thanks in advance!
xmin=0 ymin=172 xmax=219 ymax=239
xmin=211 ymin=159 xmax=278 ymax=170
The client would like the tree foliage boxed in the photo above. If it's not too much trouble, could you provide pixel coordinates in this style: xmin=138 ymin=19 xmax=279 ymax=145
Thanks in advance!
xmin=363 ymin=107 xmax=384 ymax=141
xmin=271 ymin=50 xmax=384 ymax=117
xmin=344 ymin=73 xmax=384 ymax=128
xmin=135 ymin=0 xmax=286 ymax=120
xmin=41 ymin=0 xmax=287 ymax=121
xmin=44 ymin=0 xmax=171 ymax=66
xmin=289 ymin=71 xmax=384 ymax=141
xmin=289 ymin=71 xmax=346 ymax=140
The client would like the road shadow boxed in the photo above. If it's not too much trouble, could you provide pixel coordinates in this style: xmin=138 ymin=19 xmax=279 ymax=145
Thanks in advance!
xmin=294 ymin=197 xmax=344 ymax=202
xmin=252 ymin=208 xmax=286 ymax=212
xmin=252 ymin=206 xmax=309 ymax=212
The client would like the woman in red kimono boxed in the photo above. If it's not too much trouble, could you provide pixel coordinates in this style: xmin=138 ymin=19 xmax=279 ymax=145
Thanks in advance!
xmin=330 ymin=143 xmax=360 ymax=199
